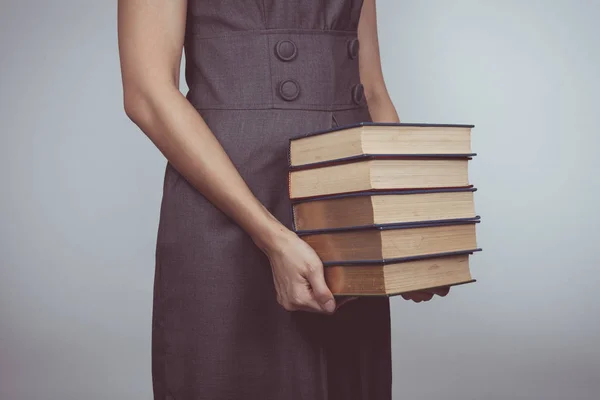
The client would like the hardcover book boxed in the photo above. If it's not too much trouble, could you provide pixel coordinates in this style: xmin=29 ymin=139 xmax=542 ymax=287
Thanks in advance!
xmin=298 ymin=219 xmax=480 ymax=265
xmin=292 ymin=187 xmax=477 ymax=232
xmin=289 ymin=156 xmax=472 ymax=199
xmin=324 ymin=254 xmax=476 ymax=296
xmin=289 ymin=122 xmax=474 ymax=168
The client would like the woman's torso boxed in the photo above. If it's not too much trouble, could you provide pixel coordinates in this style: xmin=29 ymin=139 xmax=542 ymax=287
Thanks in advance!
xmin=183 ymin=0 xmax=368 ymax=114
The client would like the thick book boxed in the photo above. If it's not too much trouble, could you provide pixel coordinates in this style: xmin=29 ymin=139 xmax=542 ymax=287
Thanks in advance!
xmin=298 ymin=219 xmax=480 ymax=265
xmin=325 ymin=254 xmax=475 ymax=296
xmin=288 ymin=122 xmax=475 ymax=168
xmin=292 ymin=187 xmax=477 ymax=232
xmin=289 ymin=156 xmax=472 ymax=200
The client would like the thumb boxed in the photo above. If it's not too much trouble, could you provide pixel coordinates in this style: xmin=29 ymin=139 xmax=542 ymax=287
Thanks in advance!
xmin=306 ymin=267 xmax=336 ymax=313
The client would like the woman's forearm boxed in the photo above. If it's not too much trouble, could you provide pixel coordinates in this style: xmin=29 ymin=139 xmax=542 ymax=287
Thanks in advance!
xmin=124 ymin=83 xmax=288 ymax=251
xmin=358 ymin=0 xmax=400 ymax=124
xmin=366 ymin=90 xmax=401 ymax=123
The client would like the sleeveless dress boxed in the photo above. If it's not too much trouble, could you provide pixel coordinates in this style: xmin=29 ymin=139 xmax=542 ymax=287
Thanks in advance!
xmin=152 ymin=1 xmax=392 ymax=399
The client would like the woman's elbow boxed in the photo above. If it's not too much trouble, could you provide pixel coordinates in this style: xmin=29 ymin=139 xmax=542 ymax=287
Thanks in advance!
xmin=122 ymin=85 xmax=151 ymax=124
xmin=122 ymin=79 xmax=179 ymax=126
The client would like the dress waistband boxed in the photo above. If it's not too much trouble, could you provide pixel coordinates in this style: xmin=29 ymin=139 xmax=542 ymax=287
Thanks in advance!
xmin=183 ymin=29 xmax=367 ymax=111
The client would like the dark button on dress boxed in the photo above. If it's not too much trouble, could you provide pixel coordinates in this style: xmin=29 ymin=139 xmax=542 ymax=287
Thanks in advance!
xmin=152 ymin=1 xmax=392 ymax=399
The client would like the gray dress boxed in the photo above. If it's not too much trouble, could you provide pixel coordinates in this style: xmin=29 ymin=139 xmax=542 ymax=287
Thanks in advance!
xmin=152 ymin=1 xmax=392 ymax=399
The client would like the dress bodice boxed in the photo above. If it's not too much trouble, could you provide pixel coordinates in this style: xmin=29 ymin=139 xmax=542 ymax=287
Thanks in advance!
xmin=183 ymin=0 xmax=367 ymax=112
xmin=186 ymin=0 xmax=364 ymax=37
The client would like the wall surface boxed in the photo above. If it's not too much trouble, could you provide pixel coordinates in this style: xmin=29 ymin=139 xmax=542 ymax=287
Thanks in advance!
xmin=1 ymin=1 xmax=598 ymax=399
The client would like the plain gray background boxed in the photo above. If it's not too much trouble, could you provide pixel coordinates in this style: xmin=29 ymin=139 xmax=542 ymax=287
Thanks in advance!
xmin=1 ymin=1 xmax=599 ymax=399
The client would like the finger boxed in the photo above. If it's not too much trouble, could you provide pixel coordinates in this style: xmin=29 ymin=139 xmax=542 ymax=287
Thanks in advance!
xmin=419 ymin=292 xmax=434 ymax=302
xmin=298 ymin=299 xmax=327 ymax=313
xmin=428 ymin=286 xmax=450 ymax=297
xmin=406 ymin=291 xmax=432 ymax=303
xmin=401 ymin=292 xmax=415 ymax=301
xmin=306 ymin=267 xmax=336 ymax=313
xmin=281 ymin=291 xmax=324 ymax=313
xmin=291 ymin=278 xmax=333 ymax=314
xmin=294 ymin=293 xmax=330 ymax=314
xmin=410 ymin=293 xmax=425 ymax=303
xmin=402 ymin=291 xmax=422 ymax=301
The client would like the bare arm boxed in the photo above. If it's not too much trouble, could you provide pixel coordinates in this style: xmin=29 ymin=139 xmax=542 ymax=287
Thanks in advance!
xmin=117 ymin=0 xmax=285 ymax=249
xmin=357 ymin=0 xmax=401 ymax=123
xmin=117 ymin=0 xmax=337 ymax=314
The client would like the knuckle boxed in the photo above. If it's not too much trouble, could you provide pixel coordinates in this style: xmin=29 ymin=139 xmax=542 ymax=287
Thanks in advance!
xmin=276 ymin=294 xmax=294 ymax=311
xmin=305 ymin=261 xmax=322 ymax=275
xmin=276 ymin=294 xmax=284 ymax=306
xmin=279 ymin=298 xmax=295 ymax=311
xmin=314 ymin=292 xmax=329 ymax=303
xmin=290 ymin=293 xmax=304 ymax=307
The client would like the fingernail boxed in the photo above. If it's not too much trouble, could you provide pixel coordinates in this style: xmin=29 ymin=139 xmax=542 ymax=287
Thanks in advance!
xmin=323 ymin=299 xmax=336 ymax=313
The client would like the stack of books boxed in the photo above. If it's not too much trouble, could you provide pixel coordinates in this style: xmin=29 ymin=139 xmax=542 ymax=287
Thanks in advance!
xmin=287 ymin=122 xmax=482 ymax=296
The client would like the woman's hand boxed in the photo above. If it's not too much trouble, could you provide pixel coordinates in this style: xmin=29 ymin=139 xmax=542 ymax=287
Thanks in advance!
xmin=401 ymin=287 xmax=450 ymax=303
xmin=262 ymin=229 xmax=338 ymax=315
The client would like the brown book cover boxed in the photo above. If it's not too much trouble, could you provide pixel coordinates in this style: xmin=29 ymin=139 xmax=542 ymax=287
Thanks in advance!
xmin=298 ymin=218 xmax=481 ymax=265
xmin=288 ymin=121 xmax=476 ymax=169
xmin=325 ymin=254 xmax=476 ymax=296
xmin=288 ymin=155 xmax=473 ymax=200
xmin=292 ymin=187 xmax=477 ymax=232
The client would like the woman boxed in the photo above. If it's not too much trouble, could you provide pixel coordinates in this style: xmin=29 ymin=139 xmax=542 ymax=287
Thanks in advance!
xmin=117 ymin=1 xmax=447 ymax=399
